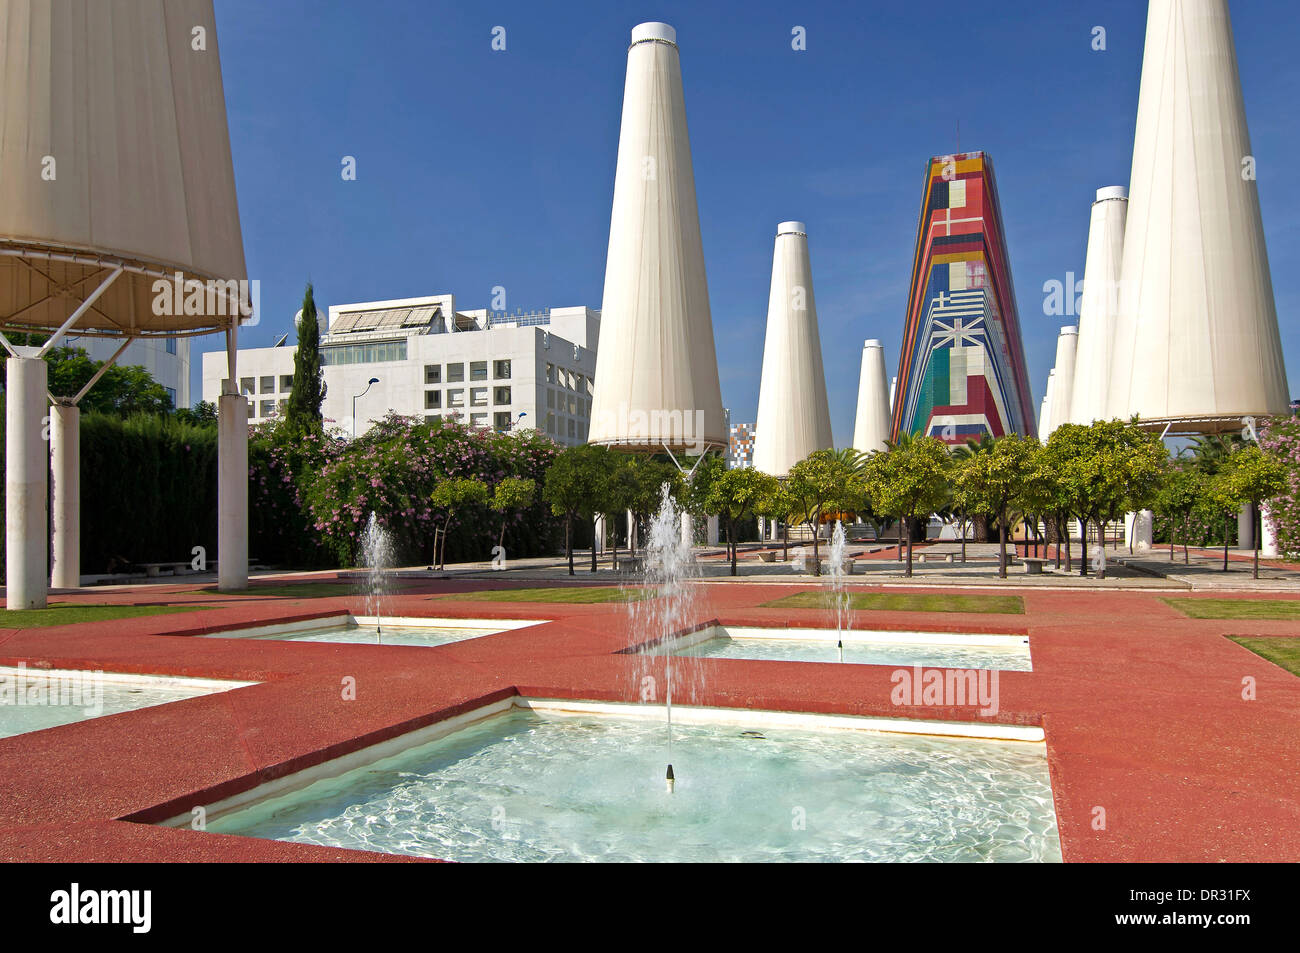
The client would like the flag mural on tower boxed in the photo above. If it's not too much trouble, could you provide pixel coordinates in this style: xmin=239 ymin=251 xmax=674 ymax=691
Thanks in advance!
xmin=891 ymin=153 xmax=1036 ymax=444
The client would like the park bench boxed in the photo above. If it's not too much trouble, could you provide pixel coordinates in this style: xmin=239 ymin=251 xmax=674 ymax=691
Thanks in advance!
xmin=617 ymin=556 xmax=644 ymax=572
xmin=140 ymin=561 xmax=193 ymax=578
xmin=756 ymin=551 xmax=777 ymax=563
xmin=918 ymin=551 xmax=954 ymax=563
xmin=1020 ymin=557 xmax=1047 ymax=575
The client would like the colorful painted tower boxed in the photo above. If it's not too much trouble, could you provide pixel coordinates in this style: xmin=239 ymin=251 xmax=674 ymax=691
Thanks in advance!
xmin=891 ymin=153 xmax=1036 ymax=444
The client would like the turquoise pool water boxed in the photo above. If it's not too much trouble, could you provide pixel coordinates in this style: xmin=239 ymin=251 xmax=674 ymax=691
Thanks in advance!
xmin=0 ymin=667 xmax=243 ymax=739
xmin=674 ymin=634 xmax=1032 ymax=671
xmin=207 ymin=710 xmax=1061 ymax=862
xmin=242 ymin=624 xmax=500 ymax=647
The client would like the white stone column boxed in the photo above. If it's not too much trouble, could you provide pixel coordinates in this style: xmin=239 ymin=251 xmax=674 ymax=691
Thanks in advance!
xmin=680 ymin=512 xmax=693 ymax=548
xmin=218 ymin=394 xmax=248 ymax=590
xmin=626 ymin=509 xmax=637 ymax=552
xmin=1133 ymin=510 xmax=1153 ymax=551
xmin=757 ymin=516 xmax=766 ymax=540
xmin=1261 ymin=503 xmax=1279 ymax=557
xmin=706 ymin=514 xmax=719 ymax=546
xmin=594 ymin=513 xmax=606 ymax=553
xmin=49 ymin=404 xmax=80 ymax=590
xmin=1237 ymin=502 xmax=1254 ymax=551
xmin=6 ymin=357 xmax=49 ymax=609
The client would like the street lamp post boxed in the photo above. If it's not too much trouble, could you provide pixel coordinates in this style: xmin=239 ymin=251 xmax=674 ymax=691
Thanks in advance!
xmin=352 ymin=377 xmax=380 ymax=438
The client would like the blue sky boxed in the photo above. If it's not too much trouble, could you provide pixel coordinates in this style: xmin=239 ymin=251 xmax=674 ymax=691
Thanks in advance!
xmin=208 ymin=0 xmax=1300 ymax=444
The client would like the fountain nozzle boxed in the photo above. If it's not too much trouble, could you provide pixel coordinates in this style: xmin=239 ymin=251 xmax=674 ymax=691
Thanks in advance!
xmin=838 ymin=639 xmax=843 ymax=663
xmin=665 ymin=764 xmax=675 ymax=793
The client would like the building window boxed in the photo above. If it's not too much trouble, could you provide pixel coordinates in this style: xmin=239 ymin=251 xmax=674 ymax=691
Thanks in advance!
xmin=494 ymin=386 xmax=511 ymax=405
xmin=320 ymin=339 xmax=407 ymax=365
xmin=545 ymin=413 xmax=555 ymax=434
xmin=165 ymin=338 xmax=177 ymax=355
xmin=278 ymin=399 xmax=288 ymax=411
xmin=545 ymin=363 xmax=554 ymax=383
xmin=280 ymin=374 xmax=293 ymax=391
xmin=567 ymin=419 xmax=576 ymax=438
xmin=470 ymin=361 xmax=488 ymax=381
xmin=165 ymin=386 xmax=177 ymax=406
xmin=260 ymin=400 xmax=275 ymax=418
xmin=568 ymin=395 xmax=577 ymax=415
xmin=470 ymin=412 xmax=488 ymax=429
xmin=260 ymin=376 xmax=275 ymax=394
xmin=494 ymin=412 xmax=512 ymax=431
xmin=425 ymin=414 xmax=440 ymax=424
xmin=425 ymin=391 xmax=441 ymax=409
xmin=447 ymin=388 xmax=464 ymax=408
xmin=425 ymin=364 xmax=441 ymax=385
xmin=493 ymin=360 xmax=511 ymax=380
xmin=446 ymin=362 xmax=464 ymax=382
xmin=240 ymin=377 xmax=255 ymax=396
xmin=546 ymin=390 xmax=555 ymax=409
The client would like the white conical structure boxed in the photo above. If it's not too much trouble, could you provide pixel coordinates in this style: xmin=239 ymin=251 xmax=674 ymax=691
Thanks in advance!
xmin=1041 ymin=369 xmax=1057 ymax=440
xmin=1107 ymin=0 xmax=1289 ymax=428
xmin=852 ymin=339 xmax=891 ymax=455
xmin=1070 ymin=187 xmax=1129 ymax=424
xmin=1047 ymin=326 xmax=1078 ymax=438
xmin=588 ymin=22 xmax=726 ymax=453
xmin=752 ymin=222 xmax=833 ymax=476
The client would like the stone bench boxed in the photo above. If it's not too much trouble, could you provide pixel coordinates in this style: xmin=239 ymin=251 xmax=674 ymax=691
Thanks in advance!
xmin=1021 ymin=557 xmax=1047 ymax=575
xmin=616 ymin=556 xmax=644 ymax=572
xmin=756 ymin=551 xmax=777 ymax=563
xmin=140 ymin=561 xmax=192 ymax=577
xmin=918 ymin=552 xmax=954 ymax=563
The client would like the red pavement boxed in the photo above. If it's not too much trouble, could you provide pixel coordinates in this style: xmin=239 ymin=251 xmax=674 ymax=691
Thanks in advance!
xmin=0 ymin=576 xmax=1297 ymax=862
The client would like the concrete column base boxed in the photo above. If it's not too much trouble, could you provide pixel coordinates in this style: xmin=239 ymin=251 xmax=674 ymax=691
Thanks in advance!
xmin=6 ymin=357 xmax=49 ymax=609
xmin=50 ymin=404 xmax=81 ymax=590
xmin=218 ymin=394 xmax=249 ymax=591
xmin=1261 ymin=503 xmax=1279 ymax=557
xmin=1237 ymin=503 xmax=1255 ymax=551
xmin=706 ymin=514 xmax=719 ymax=546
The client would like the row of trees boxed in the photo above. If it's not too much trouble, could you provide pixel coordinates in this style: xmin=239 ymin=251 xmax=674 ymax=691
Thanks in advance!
xmin=531 ymin=417 xmax=1287 ymax=581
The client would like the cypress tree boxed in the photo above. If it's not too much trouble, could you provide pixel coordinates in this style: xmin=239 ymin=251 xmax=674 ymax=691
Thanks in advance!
xmin=284 ymin=282 xmax=325 ymax=432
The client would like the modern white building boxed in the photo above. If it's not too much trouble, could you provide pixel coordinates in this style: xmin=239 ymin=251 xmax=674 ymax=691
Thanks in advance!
xmin=66 ymin=336 xmax=192 ymax=409
xmin=202 ymin=293 xmax=600 ymax=445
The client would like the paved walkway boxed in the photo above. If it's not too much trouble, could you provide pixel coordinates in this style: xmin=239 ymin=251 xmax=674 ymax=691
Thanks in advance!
xmin=0 ymin=574 xmax=1296 ymax=862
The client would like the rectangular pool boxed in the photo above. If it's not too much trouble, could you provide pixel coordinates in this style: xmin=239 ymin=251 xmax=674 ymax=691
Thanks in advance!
xmin=0 ymin=665 xmax=253 ymax=739
xmin=203 ymin=615 xmax=545 ymax=647
xmin=666 ymin=625 xmax=1032 ymax=671
xmin=198 ymin=700 xmax=1060 ymax=862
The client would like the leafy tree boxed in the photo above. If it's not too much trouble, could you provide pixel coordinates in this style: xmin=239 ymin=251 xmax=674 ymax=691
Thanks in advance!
xmin=864 ymin=436 xmax=952 ymax=577
xmin=543 ymin=444 xmax=612 ymax=575
xmin=698 ymin=466 xmax=780 ymax=575
xmin=953 ymin=434 xmax=1038 ymax=578
xmin=45 ymin=346 xmax=175 ymax=415
xmin=176 ymin=400 xmax=218 ymax=426
xmin=755 ymin=478 xmax=799 ymax=561
xmin=601 ymin=453 xmax=640 ymax=566
xmin=284 ymin=283 xmax=325 ymax=433
xmin=1152 ymin=463 xmax=1206 ymax=565
xmin=1044 ymin=420 xmax=1167 ymax=578
xmin=625 ymin=456 xmax=683 ymax=552
xmin=429 ymin=477 xmax=489 ymax=569
xmin=1206 ymin=445 xmax=1287 ymax=578
xmin=490 ymin=477 xmax=536 ymax=551
xmin=785 ymin=449 xmax=863 ymax=572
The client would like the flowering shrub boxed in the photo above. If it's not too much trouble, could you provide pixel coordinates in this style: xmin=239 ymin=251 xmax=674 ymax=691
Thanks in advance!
xmin=249 ymin=420 xmax=342 ymax=567
xmin=1259 ymin=413 xmax=1300 ymax=558
xmin=298 ymin=414 xmax=564 ymax=566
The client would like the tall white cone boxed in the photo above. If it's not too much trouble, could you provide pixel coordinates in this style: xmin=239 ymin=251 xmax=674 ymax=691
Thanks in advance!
xmin=1070 ymin=187 xmax=1128 ymax=424
xmin=752 ymin=222 xmax=833 ymax=476
xmin=1041 ymin=369 xmax=1057 ymax=440
xmin=1046 ymin=326 xmax=1078 ymax=439
xmin=852 ymin=339 xmax=891 ymax=455
xmin=588 ymin=22 xmax=726 ymax=453
xmin=1107 ymin=0 xmax=1289 ymax=427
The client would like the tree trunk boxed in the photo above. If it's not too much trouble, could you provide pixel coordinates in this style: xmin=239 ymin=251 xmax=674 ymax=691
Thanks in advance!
xmin=1098 ymin=519 xmax=1107 ymax=579
xmin=905 ymin=516 xmax=914 ymax=577
xmin=811 ymin=516 xmax=821 ymax=572
xmin=961 ymin=519 xmax=967 ymax=563
xmin=1079 ymin=518 xmax=1088 ymax=577
xmin=566 ymin=516 xmax=574 ymax=576
xmin=998 ymin=507 xmax=1008 ymax=579
xmin=1223 ymin=515 xmax=1230 ymax=572
xmin=782 ymin=521 xmax=789 ymax=561
xmin=729 ymin=521 xmax=738 ymax=576
xmin=611 ymin=525 xmax=619 ymax=570
xmin=499 ymin=517 xmax=507 ymax=550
